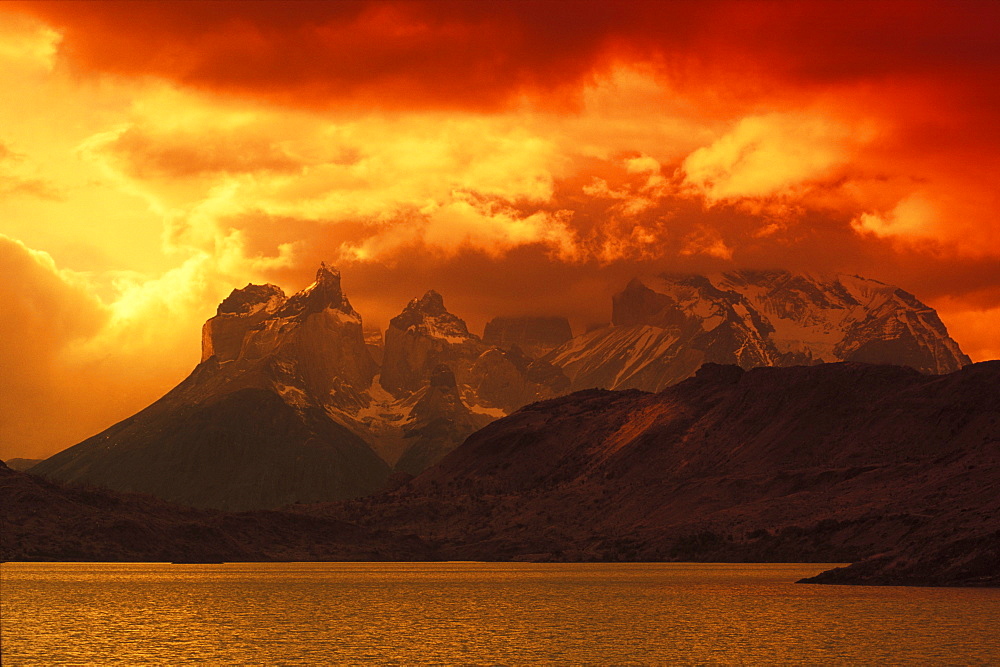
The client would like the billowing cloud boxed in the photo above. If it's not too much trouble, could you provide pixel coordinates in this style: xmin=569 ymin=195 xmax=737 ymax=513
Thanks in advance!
xmin=0 ymin=235 xmax=107 ymax=455
xmin=681 ymin=113 xmax=869 ymax=201
xmin=1 ymin=1 xmax=1000 ymax=459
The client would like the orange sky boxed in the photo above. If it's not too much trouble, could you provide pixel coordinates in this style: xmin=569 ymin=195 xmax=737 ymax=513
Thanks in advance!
xmin=2 ymin=0 xmax=999 ymax=459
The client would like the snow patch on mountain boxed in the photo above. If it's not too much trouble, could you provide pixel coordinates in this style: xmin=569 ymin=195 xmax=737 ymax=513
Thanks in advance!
xmin=547 ymin=269 xmax=970 ymax=392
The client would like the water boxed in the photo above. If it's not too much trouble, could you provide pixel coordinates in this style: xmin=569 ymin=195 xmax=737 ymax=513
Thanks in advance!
xmin=2 ymin=562 xmax=998 ymax=665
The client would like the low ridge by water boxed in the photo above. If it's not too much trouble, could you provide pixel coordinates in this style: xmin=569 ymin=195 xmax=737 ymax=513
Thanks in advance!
xmin=2 ymin=562 xmax=998 ymax=664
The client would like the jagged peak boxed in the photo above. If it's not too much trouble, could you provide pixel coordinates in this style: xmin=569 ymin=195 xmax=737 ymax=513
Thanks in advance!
xmin=409 ymin=290 xmax=447 ymax=315
xmin=389 ymin=289 xmax=472 ymax=340
xmin=315 ymin=261 xmax=341 ymax=285
xmin=277 ymin=262 xmax=359 ymax=320
xmin=216 ymin=283 xmax=285 ymax=316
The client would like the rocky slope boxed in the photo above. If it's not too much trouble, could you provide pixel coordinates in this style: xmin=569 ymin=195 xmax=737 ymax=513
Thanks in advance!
xmin=547 ymin=270 xmax=970 ymax=392
xmin=0 ymin=461 xmax=432 ymax=562
xmin=3 ymin=458 xmax=42 ymax=472
xmin=317 ymin=361 xmax=1000 ymax=585
xmin=32 ymin=265 xmax=391 ymax=511
xmin=372 ymin=290 xmax=569 ymax=467
xmin=30 ymin=269 xmax=567 ymax=509
xmin=392 ymin=365 xmax=493 ymax=475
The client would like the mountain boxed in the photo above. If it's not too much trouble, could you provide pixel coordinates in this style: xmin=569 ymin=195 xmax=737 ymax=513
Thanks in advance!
xmin=318 ymin=361 xmax=1000 ymax=585
xmin=3 ymin=458 xmax=42 ymax=472
xmin=392 ymin=365 xmax=493 ymax=475
xmin=547 ymin=270 xmax=970 ymax=392
xmin=374 ymin=290 xmax=568 ymax=467
xmin=28 ymin=266 xmax=974 ymax=513
xmin=381 ymin=290 xmax=485 ymax=396
xmin=29 ymin=269 xmax=564 ymax=509
xmin=0 ymin=460 xmax=432 ymax=562
xmin=11 ymin=362 xmax=998 ymax=585
xmin=32 ymin=265 xmax=391 ymax=511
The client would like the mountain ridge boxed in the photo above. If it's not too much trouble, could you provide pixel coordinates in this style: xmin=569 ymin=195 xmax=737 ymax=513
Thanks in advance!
xmin=29 ymin=265 xmax=973 ymax=514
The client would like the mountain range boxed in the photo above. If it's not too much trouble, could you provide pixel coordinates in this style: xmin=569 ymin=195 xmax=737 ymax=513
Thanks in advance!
xmin=7 ymin=361 xmax=998 ymax=586
xmin=29 ymin=266 xmax=970 ymax=512
xmin=315 ymin=360 xmax=1000 ymax=586
xmin=547 ymin=270 xmax=969 ymax=392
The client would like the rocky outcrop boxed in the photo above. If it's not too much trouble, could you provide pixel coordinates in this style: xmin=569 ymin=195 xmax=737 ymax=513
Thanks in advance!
xmin=238 ymin=264 xmax=377 ymax=398
xmin=380 ymin=290 xmax=486 ymax=396
xmin=364 ymin=328 xmax=385 ymax=366
xmin=547 ymin=271 xmax=970 ymax=392
xmin=483 ymin=316 xmax=572 ymax=358
xmin=201 ymin=283 xmax=285 ymax=362
xmin=33 ymin=264 xmax=388 ymax=511
xmin=394 ymin=365 xmax=493 ymax=475
xmin=467 ymin=347 xmax=570 ymax=413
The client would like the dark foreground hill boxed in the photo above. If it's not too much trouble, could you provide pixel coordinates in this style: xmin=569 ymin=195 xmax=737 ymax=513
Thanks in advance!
xmin=5 ymin=362 xmax=998 ymax=586
xmin=310 ymin=361 xmax=1000 ymax=586
xmin=0 ymin=460 xmax=431 ymax=562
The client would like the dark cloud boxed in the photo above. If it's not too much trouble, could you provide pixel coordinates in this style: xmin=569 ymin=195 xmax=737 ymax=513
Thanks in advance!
xmin=15 ymin=1 xmax=999 ymax=111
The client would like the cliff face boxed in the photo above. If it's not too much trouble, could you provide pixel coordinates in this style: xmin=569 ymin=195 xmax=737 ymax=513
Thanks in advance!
xmin=380 ymin=290 xmax=486 ymax=396
xmin=467 ymin=347 xmax=570 ymax=413
xmin=393 ymin=365 xmax=494 ymax=476
xmin=201 ymin=283 xmax=285 ymax=362
xmin=33 ymin=265 xmax=389 ymax=511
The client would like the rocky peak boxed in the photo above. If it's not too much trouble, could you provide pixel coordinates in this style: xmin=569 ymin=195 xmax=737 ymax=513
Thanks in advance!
xmin=203 ymin=283 xmax=286 ymax=362
xmin=389 ymin=290 xmax=471 ymax=340
xmin=414 ymin=290 xmax=447 ymax=315
xmin=381 ymin=290 xmax=483 ymax=396
xmin=278 ymin=263 xmax=359 ymax=320
xmin=548 ymin=270 xmax=970 ymax=395
xmin=613 ymin=275 xmax=735 ymax=329
xmin=217 ymin=283 xmax=286 ymax=316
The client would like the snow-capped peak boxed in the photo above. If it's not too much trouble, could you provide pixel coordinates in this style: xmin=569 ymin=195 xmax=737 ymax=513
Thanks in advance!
xmin=389 ymin=290 xmax=472 ymax=342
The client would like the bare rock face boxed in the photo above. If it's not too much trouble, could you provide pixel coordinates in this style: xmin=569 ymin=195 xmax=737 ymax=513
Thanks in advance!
xmin=393 ymin=365 xmax=493 ymax=475
xmin=483 ymin=316 xmax=573 ymax=358
xmin=239 ymin=264 xmax=377 ymax=399
xmin=468 ymin=347 xmax=570 ymax=413
xmin=547 ymin=270 xmax=971 ymax=392
xmin=364 ymin=328 xmax=385 ymax=366
xmin=201 ymin=283 xmax=285 ymax=362
xmin=380 ymin=290 xmax=486 ymax=396
xmin=33 ymin=264 xmax=388 ymax=511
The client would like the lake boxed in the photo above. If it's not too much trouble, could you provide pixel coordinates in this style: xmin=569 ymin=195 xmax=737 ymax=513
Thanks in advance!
xmin=2 ymin=562 xmax=998 ymax=664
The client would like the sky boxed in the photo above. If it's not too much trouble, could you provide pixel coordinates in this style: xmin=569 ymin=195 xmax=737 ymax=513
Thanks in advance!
xmin=1 ymin=0 xmax=999 ymax=459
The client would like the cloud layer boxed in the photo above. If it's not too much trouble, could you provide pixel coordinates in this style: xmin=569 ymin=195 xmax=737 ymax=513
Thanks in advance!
xmin=2 ymin=1 xmax=999 ymax=458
